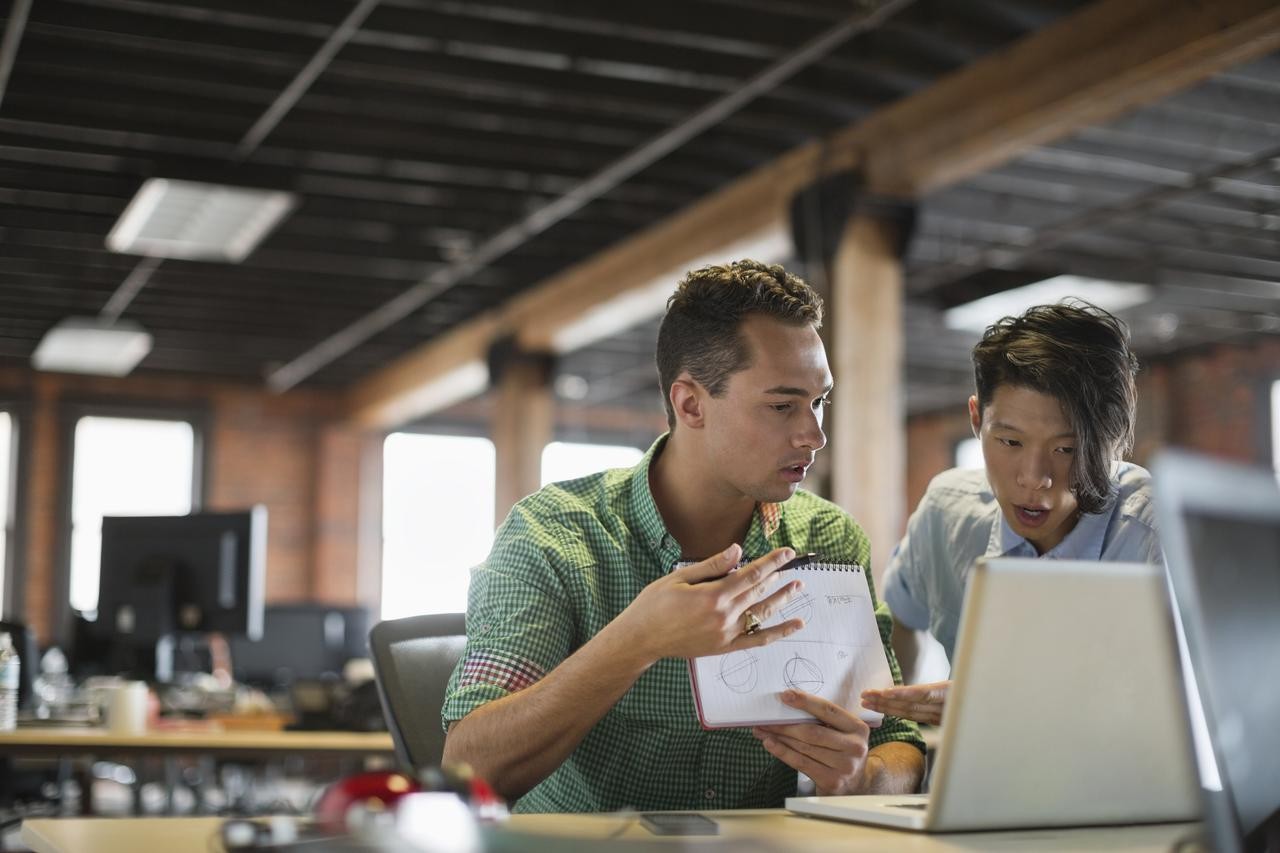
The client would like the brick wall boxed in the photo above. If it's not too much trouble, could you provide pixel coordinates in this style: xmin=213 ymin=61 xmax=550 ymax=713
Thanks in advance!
xmin=1134 ymin=338 xmax=1280 ymax=468
xmin=0 ymin=369 xmax=373 ymax=643
xmin=5 ymin=337 xmax=1274 ymax=642
xmin=904 ymin=338 xmax=1280 ymax=531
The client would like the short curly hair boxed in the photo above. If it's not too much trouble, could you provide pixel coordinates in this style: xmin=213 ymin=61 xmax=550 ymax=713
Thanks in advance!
xmin=655 ymin=260 xmax=823 ymax=428
xmin=972 ymin=300 xmax=1138 ymax=515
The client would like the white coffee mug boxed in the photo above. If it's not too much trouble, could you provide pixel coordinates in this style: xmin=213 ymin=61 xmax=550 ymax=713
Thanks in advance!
xmin=107 ymin=681 xmax=149 ymax=735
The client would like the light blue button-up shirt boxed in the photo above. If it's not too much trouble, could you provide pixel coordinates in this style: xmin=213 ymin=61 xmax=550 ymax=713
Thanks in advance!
xmin=882 ymin=462 xmax=1163 ymax=663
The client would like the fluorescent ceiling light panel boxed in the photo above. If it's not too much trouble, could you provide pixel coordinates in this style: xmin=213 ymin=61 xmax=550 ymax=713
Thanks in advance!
xmin=944 ymin=275 xmax=1154 ymax=333
xmin=31 ymin=317 xmax=153 ymax=376
xmin=106 ymin=178 xmax=296 ymax=262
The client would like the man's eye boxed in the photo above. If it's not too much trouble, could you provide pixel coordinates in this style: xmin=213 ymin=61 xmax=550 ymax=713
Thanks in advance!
xmin=1056 ymin=446 xmax=1076 ymax=455
xmin=770 ymin=403 xmax=792 ymax=413
xmin=813 ymin=397 xmax=832 ymax=410
xmin=999 ymin=438 xmax=1021 ymax=448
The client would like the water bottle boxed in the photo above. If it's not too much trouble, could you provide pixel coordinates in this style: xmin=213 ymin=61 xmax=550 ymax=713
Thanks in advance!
xmin=0 ymin=631 xmax=18 ymax=731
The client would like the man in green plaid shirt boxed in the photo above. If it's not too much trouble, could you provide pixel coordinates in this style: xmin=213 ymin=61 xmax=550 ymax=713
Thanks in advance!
xmin=443 ymin=260 xmax=925 ymax=812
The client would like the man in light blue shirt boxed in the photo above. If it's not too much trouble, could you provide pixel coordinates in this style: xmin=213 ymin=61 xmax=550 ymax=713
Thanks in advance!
xmin=862 ymin=301 xmax=1161 ymax=725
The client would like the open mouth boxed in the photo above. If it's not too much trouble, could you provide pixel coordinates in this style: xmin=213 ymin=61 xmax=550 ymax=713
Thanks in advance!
xmin=781 ymin=462 xmax=809 ymax=482
xmin=1014 ymin=505 xmax=1050 ymax=527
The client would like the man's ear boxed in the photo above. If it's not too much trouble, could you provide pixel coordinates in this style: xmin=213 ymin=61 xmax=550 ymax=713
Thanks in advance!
xmin=670 ymin=377 xmax=706 ymax=429
xmin=968 ymin=395 xmax=982 ymax=438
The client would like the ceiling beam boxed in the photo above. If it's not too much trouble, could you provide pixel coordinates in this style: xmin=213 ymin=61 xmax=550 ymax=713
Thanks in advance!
xmin=907 ymin=139 xmax=1280 ymax=293
xmin=268 ymin=1 xmax=914 ymax=393
xmin=347 ymin=0 xmax=1280 ymax=429
xmin=346 ymin=314 xmax=498 ymax=428
xmin=859 ymin=0 xmax=1280 ymax=195
xmin=0 ymin=0 xmax=34 ymax=110
xmin=235 ymin=0 xmax=381 ymax=159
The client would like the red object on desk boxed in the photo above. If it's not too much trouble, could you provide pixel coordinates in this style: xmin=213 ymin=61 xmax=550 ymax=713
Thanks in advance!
xmin=313 ymin=771 xmax=423 ymax=832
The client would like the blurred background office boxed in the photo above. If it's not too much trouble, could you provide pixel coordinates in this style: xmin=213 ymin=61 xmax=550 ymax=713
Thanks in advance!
xmin=0 ymin=0 xmax=1276 ymax=754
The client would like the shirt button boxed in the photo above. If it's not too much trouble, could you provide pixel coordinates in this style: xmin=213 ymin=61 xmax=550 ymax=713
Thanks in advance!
xmin=704 ymin=788 xmax=716 ymax=801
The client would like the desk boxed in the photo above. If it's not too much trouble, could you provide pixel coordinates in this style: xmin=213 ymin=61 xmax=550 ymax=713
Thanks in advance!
xmin=1 ymin=727 xmax=394 ymax=815
xmin=0 ymin=727 xmax=395 ymax=759
xmin=21 ymin=812 xmax=1200 ymax=853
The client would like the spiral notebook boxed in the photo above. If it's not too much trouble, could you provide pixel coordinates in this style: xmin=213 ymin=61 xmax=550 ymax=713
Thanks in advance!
xmin=686 ymin=559 xmax=894 ymax=729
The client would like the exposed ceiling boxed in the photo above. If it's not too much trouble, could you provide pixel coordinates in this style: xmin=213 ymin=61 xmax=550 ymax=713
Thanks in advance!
xmin=1 ymin=0 xmax=1277 ymax=426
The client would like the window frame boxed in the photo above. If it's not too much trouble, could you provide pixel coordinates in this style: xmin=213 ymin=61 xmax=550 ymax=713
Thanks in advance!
xmin=53 ymin=399 xmax=209 ymax=645
xmin=0 ymin=399 xmax=30 ymax=623
xmin=1270 ymin=378 xmax=1280 ymax=474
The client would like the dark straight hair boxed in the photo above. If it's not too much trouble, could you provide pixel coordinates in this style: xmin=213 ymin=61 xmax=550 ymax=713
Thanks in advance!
xmin=972 ymin=299 xmax=1139 ymax=514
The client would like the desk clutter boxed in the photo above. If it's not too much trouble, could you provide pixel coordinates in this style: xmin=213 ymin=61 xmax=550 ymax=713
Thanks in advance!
xmin=0 ymin=606 xmax=391 ymax=847
xmin=215 ymin=766 xmax=506 ymax=853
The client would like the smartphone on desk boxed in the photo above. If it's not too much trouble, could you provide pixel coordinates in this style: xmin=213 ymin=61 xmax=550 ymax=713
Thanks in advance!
xmin=639 ymin=812 xmax=719 ymax=836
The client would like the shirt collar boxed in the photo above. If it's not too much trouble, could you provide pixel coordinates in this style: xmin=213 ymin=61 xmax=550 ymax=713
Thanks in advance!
xmin=742 ymin=500 xmax=784 ymax=558
xmin=986 ymin=492 xmax=1115 ymax=561
xmin=628 ymin=433 xmax=677 ymax=561
xmin=628 ymin=432 xmax=786 ymax=567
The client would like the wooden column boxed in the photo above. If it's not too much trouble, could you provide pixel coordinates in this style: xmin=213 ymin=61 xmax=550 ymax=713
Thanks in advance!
xmin=828 ymin=214 xmax=905 ymax=588
xmin=26 ymin=380 xmax=62 ymax=644
xmin=490 ymin=346 xmax=555 ymax=528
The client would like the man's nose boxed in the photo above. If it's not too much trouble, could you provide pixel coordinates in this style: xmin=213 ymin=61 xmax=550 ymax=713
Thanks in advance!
xmin=1016 ymin=454 xmax=1052 ymax=490
xmin=795 ymin=408 xmax=826 ymax=452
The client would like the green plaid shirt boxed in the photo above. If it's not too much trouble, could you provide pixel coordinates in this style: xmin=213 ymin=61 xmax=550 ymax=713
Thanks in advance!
xmin=442 ymin=435 xmax=923 ymax=813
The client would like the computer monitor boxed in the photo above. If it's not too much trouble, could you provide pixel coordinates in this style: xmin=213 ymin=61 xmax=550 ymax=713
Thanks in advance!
xmin=229 ymin=603 xmax=371 ymax=688
xmin=95 ymin=507 xmax=267 ymax=650
xmin=1154 ymin=450 xmax=1280 ymax=853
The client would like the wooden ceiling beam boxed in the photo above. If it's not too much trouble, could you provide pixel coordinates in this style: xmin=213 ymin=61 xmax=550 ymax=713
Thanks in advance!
xmin=348 ymin=0 xmax=1280 ymax=429
xmin=859 ymin=0 xmax=1280 ymax=195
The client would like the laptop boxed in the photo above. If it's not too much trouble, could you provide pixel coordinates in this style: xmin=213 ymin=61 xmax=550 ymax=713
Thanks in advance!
xmin=1154 ymin=450 xmax=1280 ymax=853
xmin=787 ymin=557 xmax=1201 ymax=832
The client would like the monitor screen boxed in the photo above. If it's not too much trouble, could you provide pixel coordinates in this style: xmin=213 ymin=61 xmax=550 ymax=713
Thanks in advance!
xmin=230 ymin=604 xmax=371 ymax=687
xmin=95 ymin=508 xmax=267 ymax=644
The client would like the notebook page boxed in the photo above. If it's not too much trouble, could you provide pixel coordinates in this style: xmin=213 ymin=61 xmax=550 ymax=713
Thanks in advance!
xmin=687 ymin=563 xmax=893 ymax=728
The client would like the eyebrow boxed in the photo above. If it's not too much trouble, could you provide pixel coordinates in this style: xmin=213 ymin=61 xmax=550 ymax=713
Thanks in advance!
xmin=990 ymin=421 xmax=1076 ymax=439
xmin=764 ymin=384 xmax=834 ymax=397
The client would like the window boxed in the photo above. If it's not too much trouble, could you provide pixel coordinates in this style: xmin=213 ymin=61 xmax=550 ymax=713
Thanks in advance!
xmin=69 ymin=416 xmax=196 ymax=615
xmin=381 ymin=433 xmax=495 ymax=620
xmin=1273 ymin=380 xmax=1280 ymax=474
xmin=954 ymin=437 xmax=983 ymax=470
xmin=0 ymin=412 xmax=11 ymax=615
xmin=540 ymin=441 xmax=644 ymax=486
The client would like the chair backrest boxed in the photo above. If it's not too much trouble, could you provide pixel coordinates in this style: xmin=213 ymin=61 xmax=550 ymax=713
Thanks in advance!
xmin=368 ymin=613 xmax=467 ymax=773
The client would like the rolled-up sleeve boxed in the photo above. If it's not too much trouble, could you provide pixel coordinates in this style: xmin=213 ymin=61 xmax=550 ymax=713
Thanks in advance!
xmin=882 ymin=556 xmax=930 ymax=632
xmin=441 ymin=503 xmax=576 ymax=731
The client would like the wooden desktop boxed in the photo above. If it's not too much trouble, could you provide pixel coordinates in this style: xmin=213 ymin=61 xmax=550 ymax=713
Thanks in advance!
xmin=0 ymin=725 xmax=395 ymax=760
xmin=20 ymin=810 xmax=1200 ymax=852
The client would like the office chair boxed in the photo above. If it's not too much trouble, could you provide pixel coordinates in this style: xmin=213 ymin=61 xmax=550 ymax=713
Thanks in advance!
xmin=367 ymin=613 xmax=466 ymax=773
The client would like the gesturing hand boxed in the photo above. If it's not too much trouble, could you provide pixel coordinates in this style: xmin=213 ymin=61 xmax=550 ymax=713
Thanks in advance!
xmin=860 ymin=680 xmax=950 ymax=726
xmin=618 ymin=544 xmax=806 ymax=663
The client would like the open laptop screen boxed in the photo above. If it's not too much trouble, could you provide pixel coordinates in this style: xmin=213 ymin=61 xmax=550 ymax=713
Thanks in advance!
xmin=1181 ymin=510 xmax=1280 ymax=842
xmin=1156 ymin=450 xmax=1280 ymax=853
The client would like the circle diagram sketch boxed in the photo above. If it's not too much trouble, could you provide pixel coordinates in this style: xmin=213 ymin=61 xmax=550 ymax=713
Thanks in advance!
xmin=719 ymin=650 xmax=759 ymax=693
xmin=778 ymin=591 xmax=814 ymax=626
xmin=782 ymin=653 xmax=824 ymax=693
